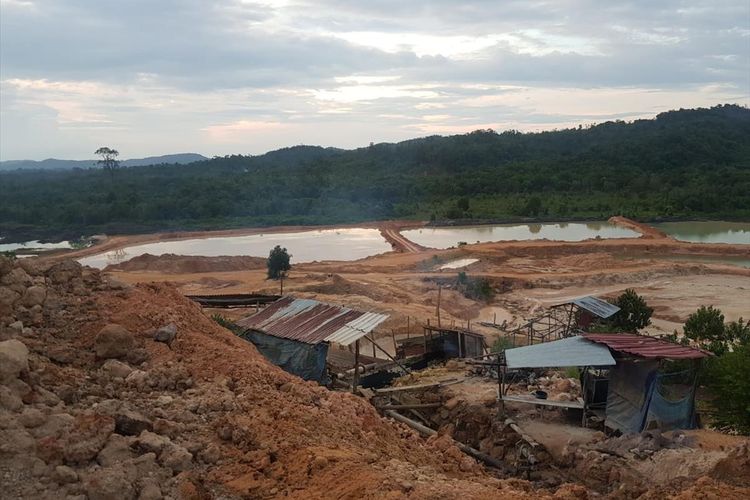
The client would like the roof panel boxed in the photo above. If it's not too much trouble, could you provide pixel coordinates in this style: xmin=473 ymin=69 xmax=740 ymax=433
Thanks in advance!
xmin=583 ymin=333 xmax=712 ymax=359
xmin=572 ymin=296 xmax=621 ymax=318
xmin=505 ymin=336 xmax=616 ymax=369
xmin=237 ymin=297 xmax=388 ymax=346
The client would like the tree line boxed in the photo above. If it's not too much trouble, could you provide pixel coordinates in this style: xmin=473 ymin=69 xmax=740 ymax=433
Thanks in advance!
xmin=1 ymin=104 xmax=748 ymax=242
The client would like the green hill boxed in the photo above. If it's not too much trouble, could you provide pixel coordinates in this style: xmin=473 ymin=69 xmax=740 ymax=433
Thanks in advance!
xmin=1 ymin=104 xmax=748 ymax=242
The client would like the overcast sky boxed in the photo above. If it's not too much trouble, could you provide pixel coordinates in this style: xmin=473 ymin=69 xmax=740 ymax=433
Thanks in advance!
xmin=1 ymin=0 xmax=748 ymax=160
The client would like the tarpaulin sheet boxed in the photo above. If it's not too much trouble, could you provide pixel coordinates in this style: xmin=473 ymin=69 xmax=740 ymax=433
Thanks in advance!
xmin=605 ymin=360 xmax=698 ymax=433
xmin=243 ymin=330 xmax=329 ymax=383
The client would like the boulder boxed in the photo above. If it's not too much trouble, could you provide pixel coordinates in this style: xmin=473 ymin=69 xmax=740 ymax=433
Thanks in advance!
xmin=83 ymin=466 xmax=136 ymax=500
xmin=135 ymin=430 xmax=171 ymax=454
xmin=102 ymin=359 xmax=133 ymax=379
xmin=47 ymin=260 xmax=83 ymax=285
xmin=54 ymin=464 xmax=79 ymax=484
xmin=19 ymin=285 xmax=47 ymax=308
xmin=17 ymin=257 xmax=54 ymax=277
xmin=97 ymin=434 xmax=136 ymax=467
xmin=19 ymin=407 xmax=46 ymax=428
xmin=63 ymin=414 xmax=115 ymax=465
xmin=0 ymin=287 xmax=21 ymax=314
xmin=153 ymin=324 xmax=177 ymax=346
xmin=115 ymin=409 xmax=153 ymax=436
xmin=94 ymin=324 xmax=134 ymax=359
xmin=0 ymin=338 xmax=29 ymax=383
xmin=1 ymin=267 xmax=32 ymax=292
xmin=159 ymin=443 xmax=193 ymax=473
xmin=0 ymin=385 xmax=23 ymax=411
xmin=0 ymin=255 xmax=13 ymax=276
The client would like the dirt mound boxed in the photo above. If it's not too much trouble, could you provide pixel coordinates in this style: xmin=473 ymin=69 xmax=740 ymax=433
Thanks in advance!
xmin=104 ymin=253 xmax=266 ymax=274
xmin=710 ymin=443 xmax=750 ymax=486
xmin=299 ymin=274 xmax=409 ymax=303
xmin=0 ymin=255 xmax=545 ymax=499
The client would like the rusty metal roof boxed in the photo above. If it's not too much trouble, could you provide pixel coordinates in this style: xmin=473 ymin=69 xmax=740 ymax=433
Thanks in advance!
xmin=583 ymin=333 xmax=712 ymax=360
xmin=236 ymin=296 xmax=388 ymax=346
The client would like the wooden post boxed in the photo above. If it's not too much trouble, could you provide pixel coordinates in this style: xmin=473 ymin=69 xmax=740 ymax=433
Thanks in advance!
xmin=280 ymin=275 xmax=284 ymax=296
xmin=436 ymin=285 xmax=442 ymax=328
xmin=352 ymin=339 xmax=360 ymax=393
xmin=423 ymin=327 xmax=428 ymax=355
xmin=458 ymin=333 xmax=463 ymax=358
xmin=407 ymin=316 xmax=410 ymax=339
xmin=371 ymin=333 xmax=376 ymax=358
xmin=391 ymin=329 xmax=398 ymax=355
xmin=494 ymin=312 xmax=497 ymax=325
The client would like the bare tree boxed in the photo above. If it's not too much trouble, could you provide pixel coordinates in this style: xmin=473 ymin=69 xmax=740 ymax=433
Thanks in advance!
xmin=94 ymin=147 xmax=120 ymax=180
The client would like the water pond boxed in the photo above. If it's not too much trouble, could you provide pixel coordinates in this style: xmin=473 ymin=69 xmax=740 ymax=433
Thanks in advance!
xmin=79 ymin=228 xmax=392 ymax=269
xmin=401 ymin=222 xmax=639 ymax=249
xmin=0 ymin=239 xmax=71 ymax=253
xmin=653 ymin=221 xmax=750 ymax=244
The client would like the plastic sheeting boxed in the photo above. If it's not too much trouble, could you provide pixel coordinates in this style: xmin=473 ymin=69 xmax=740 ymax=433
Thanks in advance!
xmin=605 ymin=360 xmax=698 ymax=433
xmin=243 ymin=330 xmax=329 ymax=384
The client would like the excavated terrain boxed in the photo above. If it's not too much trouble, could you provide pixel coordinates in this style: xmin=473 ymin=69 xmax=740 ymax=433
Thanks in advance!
xmin=1 ymin=255 xmax=748 ymax=499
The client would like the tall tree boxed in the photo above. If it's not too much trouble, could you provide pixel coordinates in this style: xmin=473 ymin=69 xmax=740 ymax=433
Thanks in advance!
xmin=267 ymin=245 xmax=291 ymax=280
xmin=94 ymin=147 xmax=120 ymax=180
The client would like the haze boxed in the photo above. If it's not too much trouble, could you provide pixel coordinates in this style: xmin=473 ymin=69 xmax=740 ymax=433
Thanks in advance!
xmin=1 ymin=0 xmax=748 ymax=160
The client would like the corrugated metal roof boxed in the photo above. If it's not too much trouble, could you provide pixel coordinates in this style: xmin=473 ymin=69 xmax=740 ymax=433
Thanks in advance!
xmin=571 ymin=296 xmax=621 ymax=318
xmin=236 ymin=296 xmax=388 ymax=346
xmin=505 ymin=336 xmax=616 ymax=369
xmin=583 ymin=333 xmax=712 ymax=359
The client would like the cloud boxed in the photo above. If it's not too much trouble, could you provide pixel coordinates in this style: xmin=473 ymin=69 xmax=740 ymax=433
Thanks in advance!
xmin=0 ymin=0 xmax=748 ymax=159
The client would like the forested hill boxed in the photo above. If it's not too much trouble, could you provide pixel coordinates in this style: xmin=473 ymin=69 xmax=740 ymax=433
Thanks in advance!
xmin=1 ymin=104 xmax=749 ymax=242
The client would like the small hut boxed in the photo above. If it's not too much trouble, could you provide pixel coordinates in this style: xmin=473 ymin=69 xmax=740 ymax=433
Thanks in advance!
xmin=236 ymin=296 xmax=388 ymax=384
xmin=501 ymin=333 xmax=711 ymax=432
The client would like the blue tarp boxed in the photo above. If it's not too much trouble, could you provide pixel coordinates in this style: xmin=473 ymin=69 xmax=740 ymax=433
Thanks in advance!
xmin=605 ymin=360 xmax=697 ymax=433
xmin=243 ymin=330 xmax=329 ymax=384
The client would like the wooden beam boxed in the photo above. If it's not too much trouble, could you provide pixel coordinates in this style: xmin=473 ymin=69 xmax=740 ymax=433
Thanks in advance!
xmin=384 ymin=411 xmax=509 ymax=471
xmin=376 ymin=403 xmax=442 ymax=410
xmin=372 ymin=379 xmax=461 ymax=394
xmin=361 ymin=335 xmax=410 ymax=375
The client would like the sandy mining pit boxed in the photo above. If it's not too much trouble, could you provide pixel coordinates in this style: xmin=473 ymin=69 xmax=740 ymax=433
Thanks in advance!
xmin=90 ymin=217 xmax=749 ymax=350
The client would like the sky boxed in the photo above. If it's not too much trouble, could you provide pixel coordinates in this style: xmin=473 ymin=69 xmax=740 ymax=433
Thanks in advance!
xmin=1 ymin=0 xmax=748 ymax=160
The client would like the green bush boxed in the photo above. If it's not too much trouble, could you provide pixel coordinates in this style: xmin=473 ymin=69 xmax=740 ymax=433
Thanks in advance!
xmin=704 ymin=343 xmax=750 ymax=434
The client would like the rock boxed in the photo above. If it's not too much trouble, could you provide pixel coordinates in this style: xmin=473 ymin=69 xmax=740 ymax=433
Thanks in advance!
xmin=0 ymin=286 xmax=21 ymax=316
xmin=83 ymin=466 xmax=136 ymax=500
xmin=8 ymin=320 xmax=24 ymax=335
xmin=554 ymin=392 xmax=573 ymax=402
xmin=94 ymin=324 xmax=134 ymax=359
xmin=47 ymin=260 xmax=83 ymax=285
xmin=63 ymin=414 xmax=115 ymax=465
xmin=0 ymin=255 xmax=13 ymax=276
xmin=97 ymin=434 xmax=136 ymax=467
xmin=54 ymin=465 xmax=79 ymax=484
xmin=115 ymin=410 xmax=153 ymax=436
xmin=34 ymin=386 xmax=62 ymax=406
xmin=17 ymin=257 xmax=53 ymax=276
xmin=1 ymin=267 xmax=32 ymax=292
xmin=153 ymin=324 xmax=177 ymax=346
xmin=159 ymin=443 xmax=193 ymax=473
xmin=136 ymin=430 xmax=171 ymax=454
xmin=125 ymin=370 xmax=149 ymax=388
xmin=553 ymin=378 xmax=575 ymax=393
xmin=459 ymin=456 xmax=476 ymax=472
xmin=0 ymin=338 xmax=29 ymax=383
xmin=444 ymin=397 xmax=461 ymax=411
xmin=0 ymin=385 xmax=23 ymax=411
xmin=19 ymin=285 xmax=47 ymax=308
xmin=311 ymin=455 xmax=328 ymax=471
xmin=0 ymin=426 xmax=36 ymax=454
xmin=48 ymin=345 xmax=77 ymax=365
xmin=199 ymin=443 xmax=221 ymax=464
xmin=19 ymin=407 xmax=46 ymax=428
xmin=102 ymin=359 xmax=133 ymax=379
xmin=31 ymin=412 xmax=75 ymax=440
xmin=154 ymin=395 xmax=173 ymax=407
xmin=137 ymin=479 xmax=162 ymax=500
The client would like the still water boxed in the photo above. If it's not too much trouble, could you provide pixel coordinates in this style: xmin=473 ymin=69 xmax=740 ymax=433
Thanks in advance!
xmin=654 ymin=221 xmax=750 ymax=244
xmin=79 ymin=228 xmax=392 ymax=269
xmin=402 ymin=222 xmax=639 ymax=249
xmin=0 ymin=239 xmax=71 ymax=252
